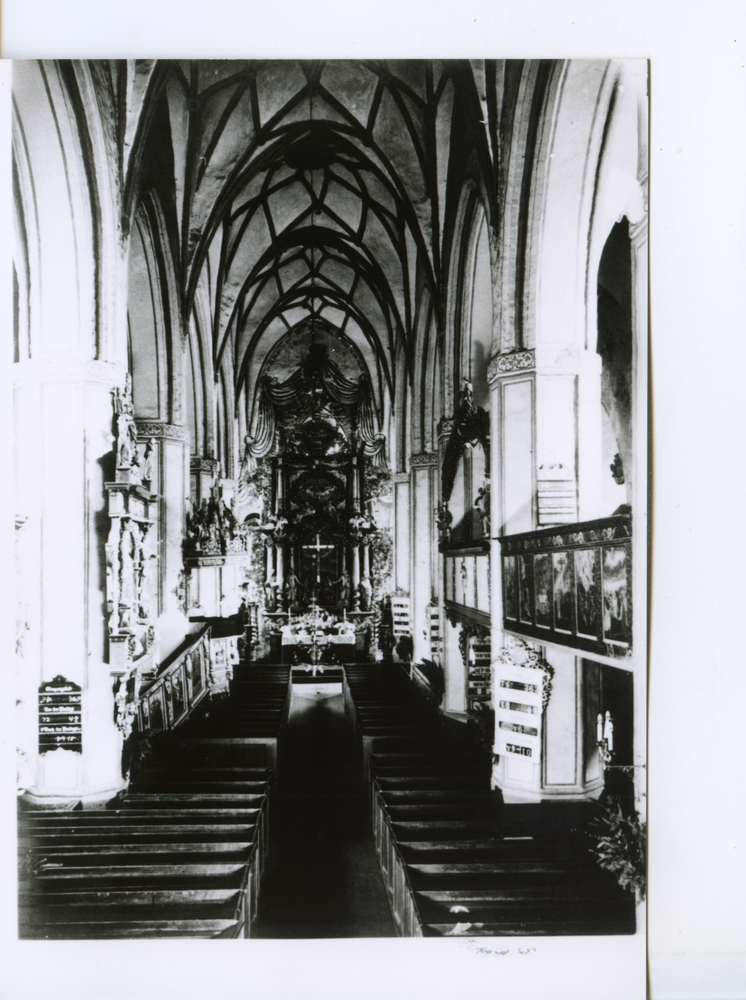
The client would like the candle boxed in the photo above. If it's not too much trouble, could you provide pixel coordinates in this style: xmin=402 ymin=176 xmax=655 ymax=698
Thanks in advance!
xmin=597 ymin=713 xmax=603 ymax=742
xmin=604 ymin=712 xmax=614 ymax=751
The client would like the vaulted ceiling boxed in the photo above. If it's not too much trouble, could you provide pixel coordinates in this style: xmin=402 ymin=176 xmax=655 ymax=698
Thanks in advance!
xmin=127 ymin=59 xmax=490 ymax=418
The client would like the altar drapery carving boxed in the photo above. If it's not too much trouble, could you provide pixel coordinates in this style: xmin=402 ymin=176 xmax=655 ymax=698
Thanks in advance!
xmin=241 ymin=343 xmax=386 ymax=474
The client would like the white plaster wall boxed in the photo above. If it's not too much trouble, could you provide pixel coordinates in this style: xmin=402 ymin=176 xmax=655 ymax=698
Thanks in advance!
xmin=501 ymin=378 xmax=534 ymax=534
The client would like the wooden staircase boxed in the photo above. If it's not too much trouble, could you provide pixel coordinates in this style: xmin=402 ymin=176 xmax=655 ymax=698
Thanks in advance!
xmin=18 ymin=664 xmax=291 ymax=939
xmin=343 ymin=663 xmax=637 ymax=937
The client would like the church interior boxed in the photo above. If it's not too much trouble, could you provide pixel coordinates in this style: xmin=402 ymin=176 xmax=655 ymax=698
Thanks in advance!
xmin=13 ymin=58 xmax=648 ymax=939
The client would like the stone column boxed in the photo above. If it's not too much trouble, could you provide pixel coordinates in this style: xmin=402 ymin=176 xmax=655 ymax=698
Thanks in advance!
xmin=487 ymin=352 xmax=531 ymax=785
xmin=410 ymin=452 xmax=438 ymax=665
xmin=534 ymin=349 xmax=578 ymax=528
xmin=393 ymin=472 xmax=411 ymax=594
xmin=15 ymin=359 xmax=130 ymax=807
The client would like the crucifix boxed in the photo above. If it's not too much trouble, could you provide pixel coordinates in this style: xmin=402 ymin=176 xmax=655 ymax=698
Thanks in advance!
xmin=301 ymin=534 xmax=336 ymax=603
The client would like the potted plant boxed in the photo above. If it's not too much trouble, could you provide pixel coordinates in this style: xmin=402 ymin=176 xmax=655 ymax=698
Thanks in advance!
xmin=591 ymin=796 xmax=647 ymax=901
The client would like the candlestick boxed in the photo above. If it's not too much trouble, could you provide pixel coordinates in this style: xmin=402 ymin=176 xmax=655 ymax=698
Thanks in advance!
xmin=597 ymin=713 xmax=603 ymax=743
xmin=604 ymin=711 xmax=613 ymax=751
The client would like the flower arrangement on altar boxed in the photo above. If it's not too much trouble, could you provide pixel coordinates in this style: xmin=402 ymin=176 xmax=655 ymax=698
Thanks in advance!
xmin=279 ymin=606 xmax=357 ymax=641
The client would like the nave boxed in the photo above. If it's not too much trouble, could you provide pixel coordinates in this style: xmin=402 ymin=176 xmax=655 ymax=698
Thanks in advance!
xmin=253 ymin=678 xmax=395 ymax=938
xmin=13 ymin=59 xmax=647 ymax=942
xmin=19 ymin=658 xmax=635 ymax=940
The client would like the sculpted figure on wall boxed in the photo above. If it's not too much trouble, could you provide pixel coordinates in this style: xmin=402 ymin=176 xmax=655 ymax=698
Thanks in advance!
xmin=113 ymin=376 xmax=141 ymax=480
xmin=184 ymin=488 xmax=248 ymax=558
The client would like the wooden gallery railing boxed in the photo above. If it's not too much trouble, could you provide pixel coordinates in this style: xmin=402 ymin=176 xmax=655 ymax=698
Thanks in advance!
xmin=135 ymin=624 xmax=212 ymax=733
xmin=123 ymin=624 xmax=267 ymax=938
xmin=499 ymin=513 xmax=632 ymax=659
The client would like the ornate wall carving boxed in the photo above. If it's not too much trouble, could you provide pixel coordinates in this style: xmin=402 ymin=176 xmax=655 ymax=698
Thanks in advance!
xmin=184 ymin=486 xmax=248 ymax=561
xmin=409 ymin=451 xmax=439 ymax=467
xmin=106 ymin=376 xmax=159 ymax=673
xmin=487 ymin=350 xmax=536 ymax=382
xmin=437 ymin=417 xmax=455 ymax=440
xmin=136 ymin=421 xmax=189 ymax=442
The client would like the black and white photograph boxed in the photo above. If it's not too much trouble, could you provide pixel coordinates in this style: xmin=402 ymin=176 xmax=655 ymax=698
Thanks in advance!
xmin=10 ymin=53 xmax=649 ymax=944
xmin=3 ymin=6 xmax=746 ymax=997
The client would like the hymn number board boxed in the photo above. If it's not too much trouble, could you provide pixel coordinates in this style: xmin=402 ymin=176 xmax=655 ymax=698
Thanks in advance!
xmin=39 ymin=675 xmax=82 ymax=753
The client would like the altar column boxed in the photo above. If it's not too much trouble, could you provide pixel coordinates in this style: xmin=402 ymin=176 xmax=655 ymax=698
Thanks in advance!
xmin=361 ymin=542 xmax=370 ymax=583
xmin=275 ymin=545 xmax=285 ymax=611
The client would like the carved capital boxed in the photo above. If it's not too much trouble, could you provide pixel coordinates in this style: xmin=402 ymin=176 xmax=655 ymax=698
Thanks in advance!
xmin=191 ymin=457 xmax=221 ymax=473
xmin=136 ymin=421 xmax=189 ymax=442
xmin=392 ymin=472 xmax=410 ymax=484
xmin=437 ymin=417 xmax=455 ymax=440
xmin=409 ymin=451 xmax=439 ymax=468
xmin=487 ymin=350 xmax=536 ymax=382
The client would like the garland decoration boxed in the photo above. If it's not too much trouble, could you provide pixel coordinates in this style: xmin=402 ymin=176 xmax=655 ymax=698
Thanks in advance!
xmin=496 ymin=636 xmax=555 ymax=713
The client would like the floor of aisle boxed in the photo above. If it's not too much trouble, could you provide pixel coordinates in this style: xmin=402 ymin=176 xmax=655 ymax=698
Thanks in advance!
xmin=254 ymin=680 xmax=396 ymax=938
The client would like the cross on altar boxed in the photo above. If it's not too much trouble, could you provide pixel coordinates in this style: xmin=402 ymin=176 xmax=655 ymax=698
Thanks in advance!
xmin=303 ymin=534 xmax=336 ymax=584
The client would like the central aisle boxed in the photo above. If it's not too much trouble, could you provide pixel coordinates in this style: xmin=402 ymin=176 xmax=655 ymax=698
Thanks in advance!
xmin=254 ymin=678 xmax=396 ymax=938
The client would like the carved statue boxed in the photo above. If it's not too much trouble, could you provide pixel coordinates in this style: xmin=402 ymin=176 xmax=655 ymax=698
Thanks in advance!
xmin=264 ymin=574 xmax=277 ymax=612
xmin=184 ymin=488 xmax=248 ymax=558
xmin=113 ymin=376 xmax=141 ymax=474
xmin=435 ymin=502 xmax=453 ymax=543
xmin=348 ymin=512 xmax=372 ymax=544
xmin=116 ymin=412 xmax=139 ymax=471
xmin=142 ymin=437 xmax=156 ymax=486
xmin=474 ymin=483 xmax=491 ymax=536
xmin=119 ymin=522 xmax=136 ymax=621
xmin=610 ymin=453 xmax=625 ymax=485
xmin=359 ymin=573 xmax=372 ymax=611
xmin=285 ymin=572 xmax=303 ymax=607
xmin=332 ymin=568 xmax=351 ymax=609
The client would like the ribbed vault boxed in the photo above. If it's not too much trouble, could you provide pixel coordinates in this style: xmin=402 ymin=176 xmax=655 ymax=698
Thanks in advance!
xmin=128 ymin=60 xmax=461 ymax=426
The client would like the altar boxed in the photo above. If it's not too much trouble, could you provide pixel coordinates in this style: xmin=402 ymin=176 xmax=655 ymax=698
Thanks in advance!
xmin=268 ymin=606 xmax=372 ymax=667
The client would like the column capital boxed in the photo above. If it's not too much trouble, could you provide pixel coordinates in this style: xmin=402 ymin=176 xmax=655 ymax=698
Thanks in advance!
xmin=409 ymin=451 xmax=439 ymax=468
xmin=136 ymin=420 xmax=189 ymax=443
xmin=190 ymin=456 xmax=221 ymax=473
xmin=487 ymin=349 xmax=536 ymax=383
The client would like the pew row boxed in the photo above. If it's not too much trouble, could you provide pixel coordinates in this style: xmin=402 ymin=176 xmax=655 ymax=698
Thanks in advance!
xmin=342 ymin=664 xmax=636 ymax=938
xmin=19 ymin=663 xmax=293 ymax=939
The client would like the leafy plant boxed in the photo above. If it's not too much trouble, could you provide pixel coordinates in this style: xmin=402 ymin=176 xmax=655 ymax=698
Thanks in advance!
xmin=467 ymin=701 xmax=495 ymax=752
xmin=591 ymin=796 xmax=647 ymax=900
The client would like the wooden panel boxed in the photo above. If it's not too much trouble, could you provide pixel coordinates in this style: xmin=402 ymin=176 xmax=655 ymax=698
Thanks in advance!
xmin=500 ymin=515 xmax=631 ymax=658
